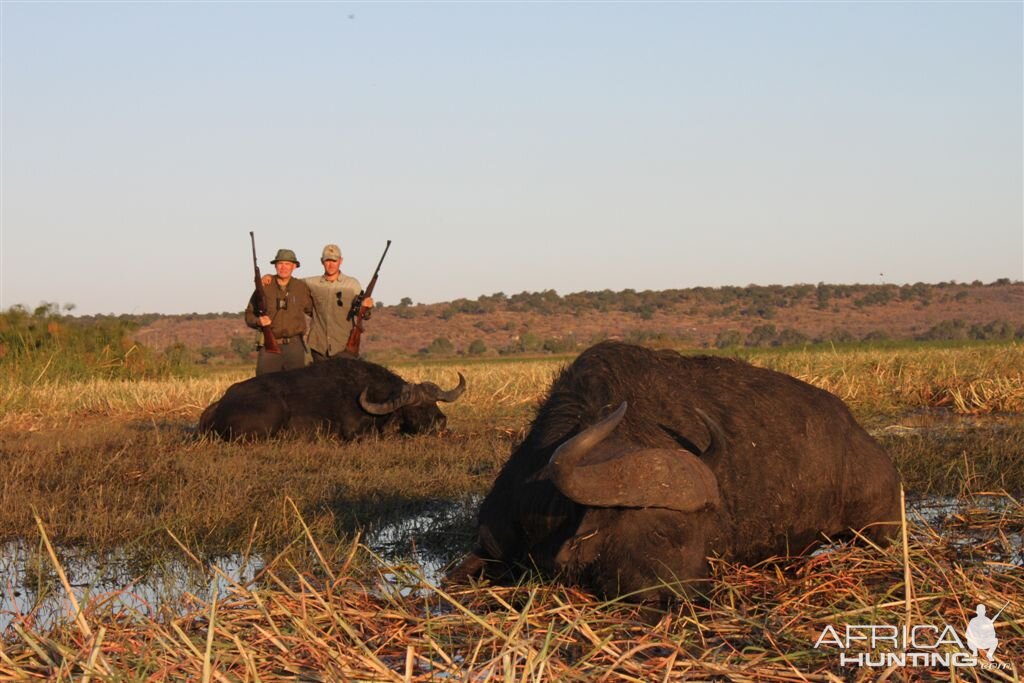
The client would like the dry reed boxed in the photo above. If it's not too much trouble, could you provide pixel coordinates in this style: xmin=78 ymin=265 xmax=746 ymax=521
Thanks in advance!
xmin=2 ymin=496 xmax=1021 ymax=681
xmin=3 ymin=344 xmax=1021 ymax=433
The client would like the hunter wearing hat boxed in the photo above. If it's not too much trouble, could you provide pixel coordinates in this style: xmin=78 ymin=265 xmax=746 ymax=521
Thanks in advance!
xmin=304 ymin=244 xmax=373 ymax=361
xmin=245 ymin=248 xmax=313 ymax=375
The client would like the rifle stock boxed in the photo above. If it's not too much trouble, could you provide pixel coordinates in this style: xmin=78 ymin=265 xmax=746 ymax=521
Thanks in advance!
xmin=345 ymin=240 xmax=391 ymax=357
xmin=250 ymin=232 xmax=281 ymax=354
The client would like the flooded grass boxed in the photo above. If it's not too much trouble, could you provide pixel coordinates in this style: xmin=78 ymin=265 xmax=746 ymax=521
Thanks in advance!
xmin=1 ymin=412 xmax=1018 ymax=558
xmin=880 ymin=416 xmax=1024 ymax=498
xmin=1 ymin=342 xmax=1023 ymax=677
xmin=0 ymin=419 xmax=510 ymax=555
xmin=1 ymin=495 xmax=1021 ymax=680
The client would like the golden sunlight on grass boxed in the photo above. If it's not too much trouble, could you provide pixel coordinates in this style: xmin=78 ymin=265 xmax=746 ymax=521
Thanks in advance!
xmin=2 ymin=344 xmax=1021 ymax=432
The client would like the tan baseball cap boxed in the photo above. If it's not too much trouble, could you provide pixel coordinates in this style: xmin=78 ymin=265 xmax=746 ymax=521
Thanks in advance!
xmin=321 ymin=244 xmax=342 ymax=261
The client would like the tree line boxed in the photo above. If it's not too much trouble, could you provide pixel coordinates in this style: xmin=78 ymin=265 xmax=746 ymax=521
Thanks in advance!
xmin=401 ymin=279 xmax=1019 ymax=321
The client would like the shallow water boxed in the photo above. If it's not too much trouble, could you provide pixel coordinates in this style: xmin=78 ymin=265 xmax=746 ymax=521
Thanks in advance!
xmin=907 ymin=494 xmax=1024 ymax=568
xmin=0 ymin=542 xmax=264 ymax=632
xmin=1 ymin=494 xmax=1018 ymax=633
xmin=0 ymin=496 xmax=480 ymax=632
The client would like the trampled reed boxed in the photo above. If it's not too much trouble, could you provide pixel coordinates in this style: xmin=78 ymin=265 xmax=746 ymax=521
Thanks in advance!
xmin=2 ymin=495 xmax=1021 ymax=680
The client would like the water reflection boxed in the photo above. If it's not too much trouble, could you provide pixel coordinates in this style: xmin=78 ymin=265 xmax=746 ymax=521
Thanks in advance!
xmin=1 ymin=494 xmax=1019 ymax=632
xmin=362 ymin=496 xmax=480 ymax=578
xmin=1 ymin=542 xmax=263 ymax=632
xmin=0 ymin=497 xmax=480 ymax=632
xmin=908 ymin=494 xmax=1024 ymax=567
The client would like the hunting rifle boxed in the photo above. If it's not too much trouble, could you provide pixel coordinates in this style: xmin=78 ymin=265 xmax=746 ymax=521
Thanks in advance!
xmin=249 ymin=231 xmax=281 ymax=354
xmin=345 ymin=240 xmax=392 ymax=356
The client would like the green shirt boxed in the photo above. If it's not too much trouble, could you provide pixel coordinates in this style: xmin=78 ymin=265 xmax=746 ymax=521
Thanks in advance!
xmin=304 ymin=272 xmax=362 ymax=356
xmin=244 ymin=277 xmax=313 ymax=340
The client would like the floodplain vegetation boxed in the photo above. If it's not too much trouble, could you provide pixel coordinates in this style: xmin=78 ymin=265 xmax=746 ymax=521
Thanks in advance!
xmin=1 ymin=340 xmax=1023 ymax=679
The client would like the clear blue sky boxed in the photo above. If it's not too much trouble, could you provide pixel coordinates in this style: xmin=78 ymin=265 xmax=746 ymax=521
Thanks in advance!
xmin=2 ymin=1 xmax=1021 ymax=316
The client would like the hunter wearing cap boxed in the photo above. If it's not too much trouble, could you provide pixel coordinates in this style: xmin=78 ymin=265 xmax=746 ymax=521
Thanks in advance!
xmin=245 ymin=248 xmax=313 ymax=375
xmin=304 ymin=244 xmax=373 ymax=361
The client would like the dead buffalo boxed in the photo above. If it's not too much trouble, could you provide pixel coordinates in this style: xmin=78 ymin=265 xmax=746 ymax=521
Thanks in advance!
xmin=451 ymin=341 xmax=900 ymax=604
xmin=199 ymin=357 xmax=466 ymax=440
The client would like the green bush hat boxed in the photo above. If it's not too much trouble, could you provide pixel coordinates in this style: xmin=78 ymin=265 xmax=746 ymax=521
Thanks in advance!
xmin=321 ymin=244 xmax=342 ymax=261
xmin=270 ymin=249 xmax=300 ymax=267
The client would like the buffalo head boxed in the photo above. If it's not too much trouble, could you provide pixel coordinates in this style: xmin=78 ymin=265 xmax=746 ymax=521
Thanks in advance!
xmin=359 ymin=372 xmax=466 ymax=434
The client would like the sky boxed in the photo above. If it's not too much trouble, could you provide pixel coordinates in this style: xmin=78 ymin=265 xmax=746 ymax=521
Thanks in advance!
xmin=1 ymin=1 xmax=1021 ymax=316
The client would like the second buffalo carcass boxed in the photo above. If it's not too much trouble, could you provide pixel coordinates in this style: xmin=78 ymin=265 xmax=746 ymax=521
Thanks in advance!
xmin=451 ymin=341 xmax=900 ymax=604
xmin=200 ymin=357 xmax=466 ymax=440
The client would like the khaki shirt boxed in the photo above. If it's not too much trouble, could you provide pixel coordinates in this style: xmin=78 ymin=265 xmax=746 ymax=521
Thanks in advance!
xmin=305 ymin=272 xmax=362 ymax=356
xmin=245 ymin=277 xmax=313 ymax=340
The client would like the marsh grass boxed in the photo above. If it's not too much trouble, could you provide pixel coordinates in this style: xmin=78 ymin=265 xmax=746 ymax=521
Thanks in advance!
xmin=2 ymin=343 xmax=1021 ymax=432
xmin=0 ymin=344 xmax=1023 ymax=556
xmin=746 ymin=343 xmax=1024 ymax=417
xmin=1 ymin=343 xmax=1023 ymax=678
xmin=882 ymin=420 xmax=1024 ymax=498
xmin=2 ymin=497 xmax=1021 ymax=680
xmin=0 ymin=410 xmax=1020 ymax=559
xmin=0 ymin=423 xmax=505 ymax=557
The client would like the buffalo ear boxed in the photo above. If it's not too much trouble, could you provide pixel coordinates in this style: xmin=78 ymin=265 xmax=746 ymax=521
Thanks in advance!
xmin=550 ymin=447 xmax=721 ymax=513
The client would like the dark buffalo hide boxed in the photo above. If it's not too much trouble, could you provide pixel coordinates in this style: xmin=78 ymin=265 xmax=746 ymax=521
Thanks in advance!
xmin=450 ymin=341 xmax=900 ymax=605
xmin=199 ymin=357 xmax=465 ymax=440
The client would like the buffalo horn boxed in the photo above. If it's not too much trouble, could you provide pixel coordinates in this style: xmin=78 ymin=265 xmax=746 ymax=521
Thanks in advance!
xmin=359 ymin=384 xmax=415 ymax=415
xmin=431 ymin=372 xmax=467 ymax=402
xmin=546 ymin=402 xmax=629 ymax=474
xmin=693 ymin=407 xmax=726 ymax=459
xmin=547 ymin=402 xmax=721 ymax=513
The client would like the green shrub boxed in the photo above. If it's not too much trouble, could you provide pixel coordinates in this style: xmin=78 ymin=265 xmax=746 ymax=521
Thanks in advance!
xmin=0 ymin=303 xmax=193 ymax=382
xmin=776 ymin=328 xmax=809 ymax=347
xmin=426 ymin=337 xmax=455 ymax=355
xmin=746 ymin=324 xmax=777 ymax=347
xmin=715 ymin=330 xmax=744 ymax=349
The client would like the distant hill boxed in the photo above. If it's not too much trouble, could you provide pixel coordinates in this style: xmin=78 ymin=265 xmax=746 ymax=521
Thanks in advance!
xmin=128 ymin=280 xmax=1024 ymax=362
